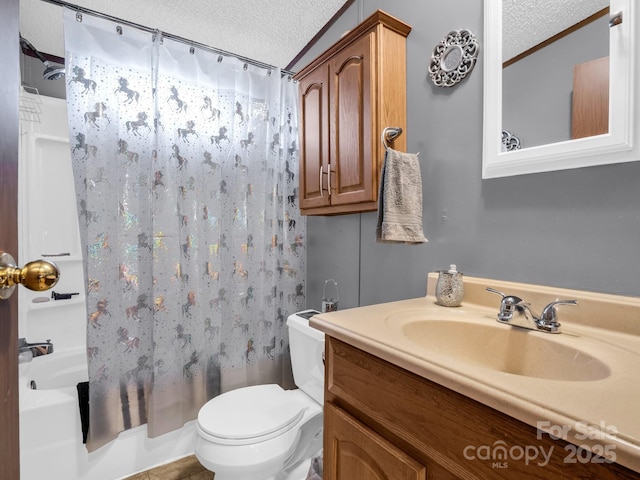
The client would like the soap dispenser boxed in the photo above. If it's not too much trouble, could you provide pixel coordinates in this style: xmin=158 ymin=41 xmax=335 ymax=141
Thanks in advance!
xmin=435 ymin=264 xmax=464 ymax=307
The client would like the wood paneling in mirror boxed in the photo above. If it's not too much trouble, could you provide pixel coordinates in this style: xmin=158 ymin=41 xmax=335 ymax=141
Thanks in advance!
xmin=572 ymin=56 xmax=610 ymax=139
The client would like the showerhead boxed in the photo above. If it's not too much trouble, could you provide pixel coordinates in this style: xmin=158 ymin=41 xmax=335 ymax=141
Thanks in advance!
xmin=42 ymin=61 xmax=65 ymax=81
xmin=19 ymin=34 xmax=65 ymax=81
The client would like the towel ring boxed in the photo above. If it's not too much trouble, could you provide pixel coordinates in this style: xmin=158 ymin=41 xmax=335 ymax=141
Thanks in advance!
xmin=382 ymin=127 xmax=403 ymax=151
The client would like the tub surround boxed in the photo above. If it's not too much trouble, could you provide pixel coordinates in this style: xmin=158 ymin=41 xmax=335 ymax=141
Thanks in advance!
xmin=18 ymin=348 xmax=195 ymax=480
xmin=311 ymin=274 xmax=640 ymax=474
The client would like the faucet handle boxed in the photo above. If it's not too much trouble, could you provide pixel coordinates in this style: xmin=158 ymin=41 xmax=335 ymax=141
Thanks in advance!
xmin=541 ymin=300 xmax=578 ymax=321
xmin=486 ymin=287 xmax=506 ymax=298
xmin=538 ymin=300 xmax=578 ymax=332
xmin=486 ymin=287 xmax=524 ymax=322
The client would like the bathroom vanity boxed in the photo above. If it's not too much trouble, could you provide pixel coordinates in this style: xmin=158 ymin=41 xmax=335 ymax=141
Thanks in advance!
xmin=311 ymin=275 xmax=640 ymax=479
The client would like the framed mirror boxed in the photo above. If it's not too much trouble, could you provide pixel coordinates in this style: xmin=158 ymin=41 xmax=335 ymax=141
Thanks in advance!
xmin=483 ymin=0 xmax=640 ymax=178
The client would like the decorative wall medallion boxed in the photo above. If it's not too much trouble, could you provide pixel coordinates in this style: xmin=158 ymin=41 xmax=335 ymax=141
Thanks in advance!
xmin=502 ymin=130 xmax=521 ymax=151
xmin=429 ymin=29 xmax=479 ymax=87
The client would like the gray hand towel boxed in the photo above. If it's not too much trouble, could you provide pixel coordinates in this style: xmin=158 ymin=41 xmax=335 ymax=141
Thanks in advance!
xmin=376 ymin=148 xmax=428 ymax=244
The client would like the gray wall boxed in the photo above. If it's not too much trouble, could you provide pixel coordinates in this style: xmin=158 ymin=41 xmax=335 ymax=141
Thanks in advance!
xmin=291 ymin=0 xmax=640 ymax=312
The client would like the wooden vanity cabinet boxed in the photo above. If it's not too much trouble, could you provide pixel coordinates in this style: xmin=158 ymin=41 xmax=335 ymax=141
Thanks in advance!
xmin=324 ymin=337 xmax=640 ymax=480
xmin=294 ymin=10 xmax=410 ymax=215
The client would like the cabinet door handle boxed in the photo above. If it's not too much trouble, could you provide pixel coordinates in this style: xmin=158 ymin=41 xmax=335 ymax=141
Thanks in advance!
xmin=327 ymin=163 xmax=331 ymax=196
xmin=319 ymin=166 xmax=324 ymax=197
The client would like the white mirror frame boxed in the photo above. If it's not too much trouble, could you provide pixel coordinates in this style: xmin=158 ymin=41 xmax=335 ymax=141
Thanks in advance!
xmin=482 ymin=0 xmax=640 ymax=178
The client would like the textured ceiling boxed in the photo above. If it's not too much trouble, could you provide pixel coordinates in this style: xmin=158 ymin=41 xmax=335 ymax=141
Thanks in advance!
xmin=19 ymin=0 xmax=349 ymax=68
xmin=503 ymin=0 xmax=610 ymax=62
xmin=21 ymin=1 xmax=610 ymax=70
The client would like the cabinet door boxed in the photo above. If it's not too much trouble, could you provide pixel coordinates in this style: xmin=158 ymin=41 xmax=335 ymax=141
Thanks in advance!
xmin=329 ymin=32 xmax=375 ymax=206
xmin=325 ymin=403 xmax=427 ymax=480
xmin=299 ymin=66 xmax=331 ymax=210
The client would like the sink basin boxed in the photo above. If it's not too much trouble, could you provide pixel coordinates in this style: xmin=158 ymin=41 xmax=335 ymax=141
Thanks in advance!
xmin=395 ymin=317 xmax=611 ymax=382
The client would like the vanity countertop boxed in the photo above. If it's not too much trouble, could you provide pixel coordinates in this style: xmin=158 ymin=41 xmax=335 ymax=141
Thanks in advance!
xmin=310 ymin=274 xmax=640 ymax=473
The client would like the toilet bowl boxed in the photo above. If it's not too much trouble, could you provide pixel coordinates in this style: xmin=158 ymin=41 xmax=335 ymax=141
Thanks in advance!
xmin=195 ymin=310 xmax=324 ymax=480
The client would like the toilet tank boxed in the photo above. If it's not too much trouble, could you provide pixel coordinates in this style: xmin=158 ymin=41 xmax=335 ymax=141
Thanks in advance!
xmin=287 ymin=310 xmax=324 ymax=405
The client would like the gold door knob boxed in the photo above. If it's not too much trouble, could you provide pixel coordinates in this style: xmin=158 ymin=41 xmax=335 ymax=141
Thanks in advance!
xmin=0 ymin=251 xmax=60 ymax=300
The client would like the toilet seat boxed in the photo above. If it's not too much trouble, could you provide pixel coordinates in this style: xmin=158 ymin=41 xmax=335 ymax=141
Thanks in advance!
xmin=197 ymin=384 xmax=307 ymax=446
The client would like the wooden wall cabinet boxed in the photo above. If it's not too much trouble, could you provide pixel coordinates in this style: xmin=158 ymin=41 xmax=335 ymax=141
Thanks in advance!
xmin=324 ymin=337 xmax=639 ymax=480
xmin=294 ymin=10 xmax=411 ymax=215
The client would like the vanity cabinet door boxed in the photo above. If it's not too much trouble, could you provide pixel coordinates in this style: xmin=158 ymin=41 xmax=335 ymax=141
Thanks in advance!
xmin=325 ymin=402 xmax=426 ymax=480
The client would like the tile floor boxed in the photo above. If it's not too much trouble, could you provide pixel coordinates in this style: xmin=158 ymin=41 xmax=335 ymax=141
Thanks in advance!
xmin=123 ymin=455 xmax=213 ymax=480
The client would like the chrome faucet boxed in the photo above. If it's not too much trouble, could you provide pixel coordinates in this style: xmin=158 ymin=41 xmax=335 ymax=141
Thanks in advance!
xmin=18 ymin=337 xmax=54 ymax=362
xmin=486 ymin=288 xmax=577 ymax=334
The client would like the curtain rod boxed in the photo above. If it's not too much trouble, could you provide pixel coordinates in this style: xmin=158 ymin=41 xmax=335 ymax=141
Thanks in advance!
xmin=39 ymin=0 xmax=295 ymax=77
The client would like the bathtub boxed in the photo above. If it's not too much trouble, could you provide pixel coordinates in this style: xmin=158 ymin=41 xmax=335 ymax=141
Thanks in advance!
xmin=19 ymin=348 xmax=196 ymax=480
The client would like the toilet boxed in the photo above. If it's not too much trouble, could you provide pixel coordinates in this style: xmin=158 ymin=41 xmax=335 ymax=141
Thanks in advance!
xmin=195 ymin=310 xmax=324 ymax=480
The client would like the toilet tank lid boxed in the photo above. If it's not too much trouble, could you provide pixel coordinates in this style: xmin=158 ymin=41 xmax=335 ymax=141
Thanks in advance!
xmin=197 ymin=384 xmax=305 ymax=441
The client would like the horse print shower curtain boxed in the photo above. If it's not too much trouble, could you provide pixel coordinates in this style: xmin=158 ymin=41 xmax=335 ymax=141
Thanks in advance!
xmin=64 ymin=8 xmax=305 ymax=451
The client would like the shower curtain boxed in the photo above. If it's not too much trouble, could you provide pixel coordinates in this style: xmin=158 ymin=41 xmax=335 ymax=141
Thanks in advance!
xmin=64 ymin=8 xmax=305 ymax=451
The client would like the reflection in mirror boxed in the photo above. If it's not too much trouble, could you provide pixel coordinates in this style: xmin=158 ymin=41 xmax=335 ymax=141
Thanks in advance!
xmin=482 ymin=0 xmax=640 ymax=178
xmin=502 ymin=3 xmax=609 ymax=149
